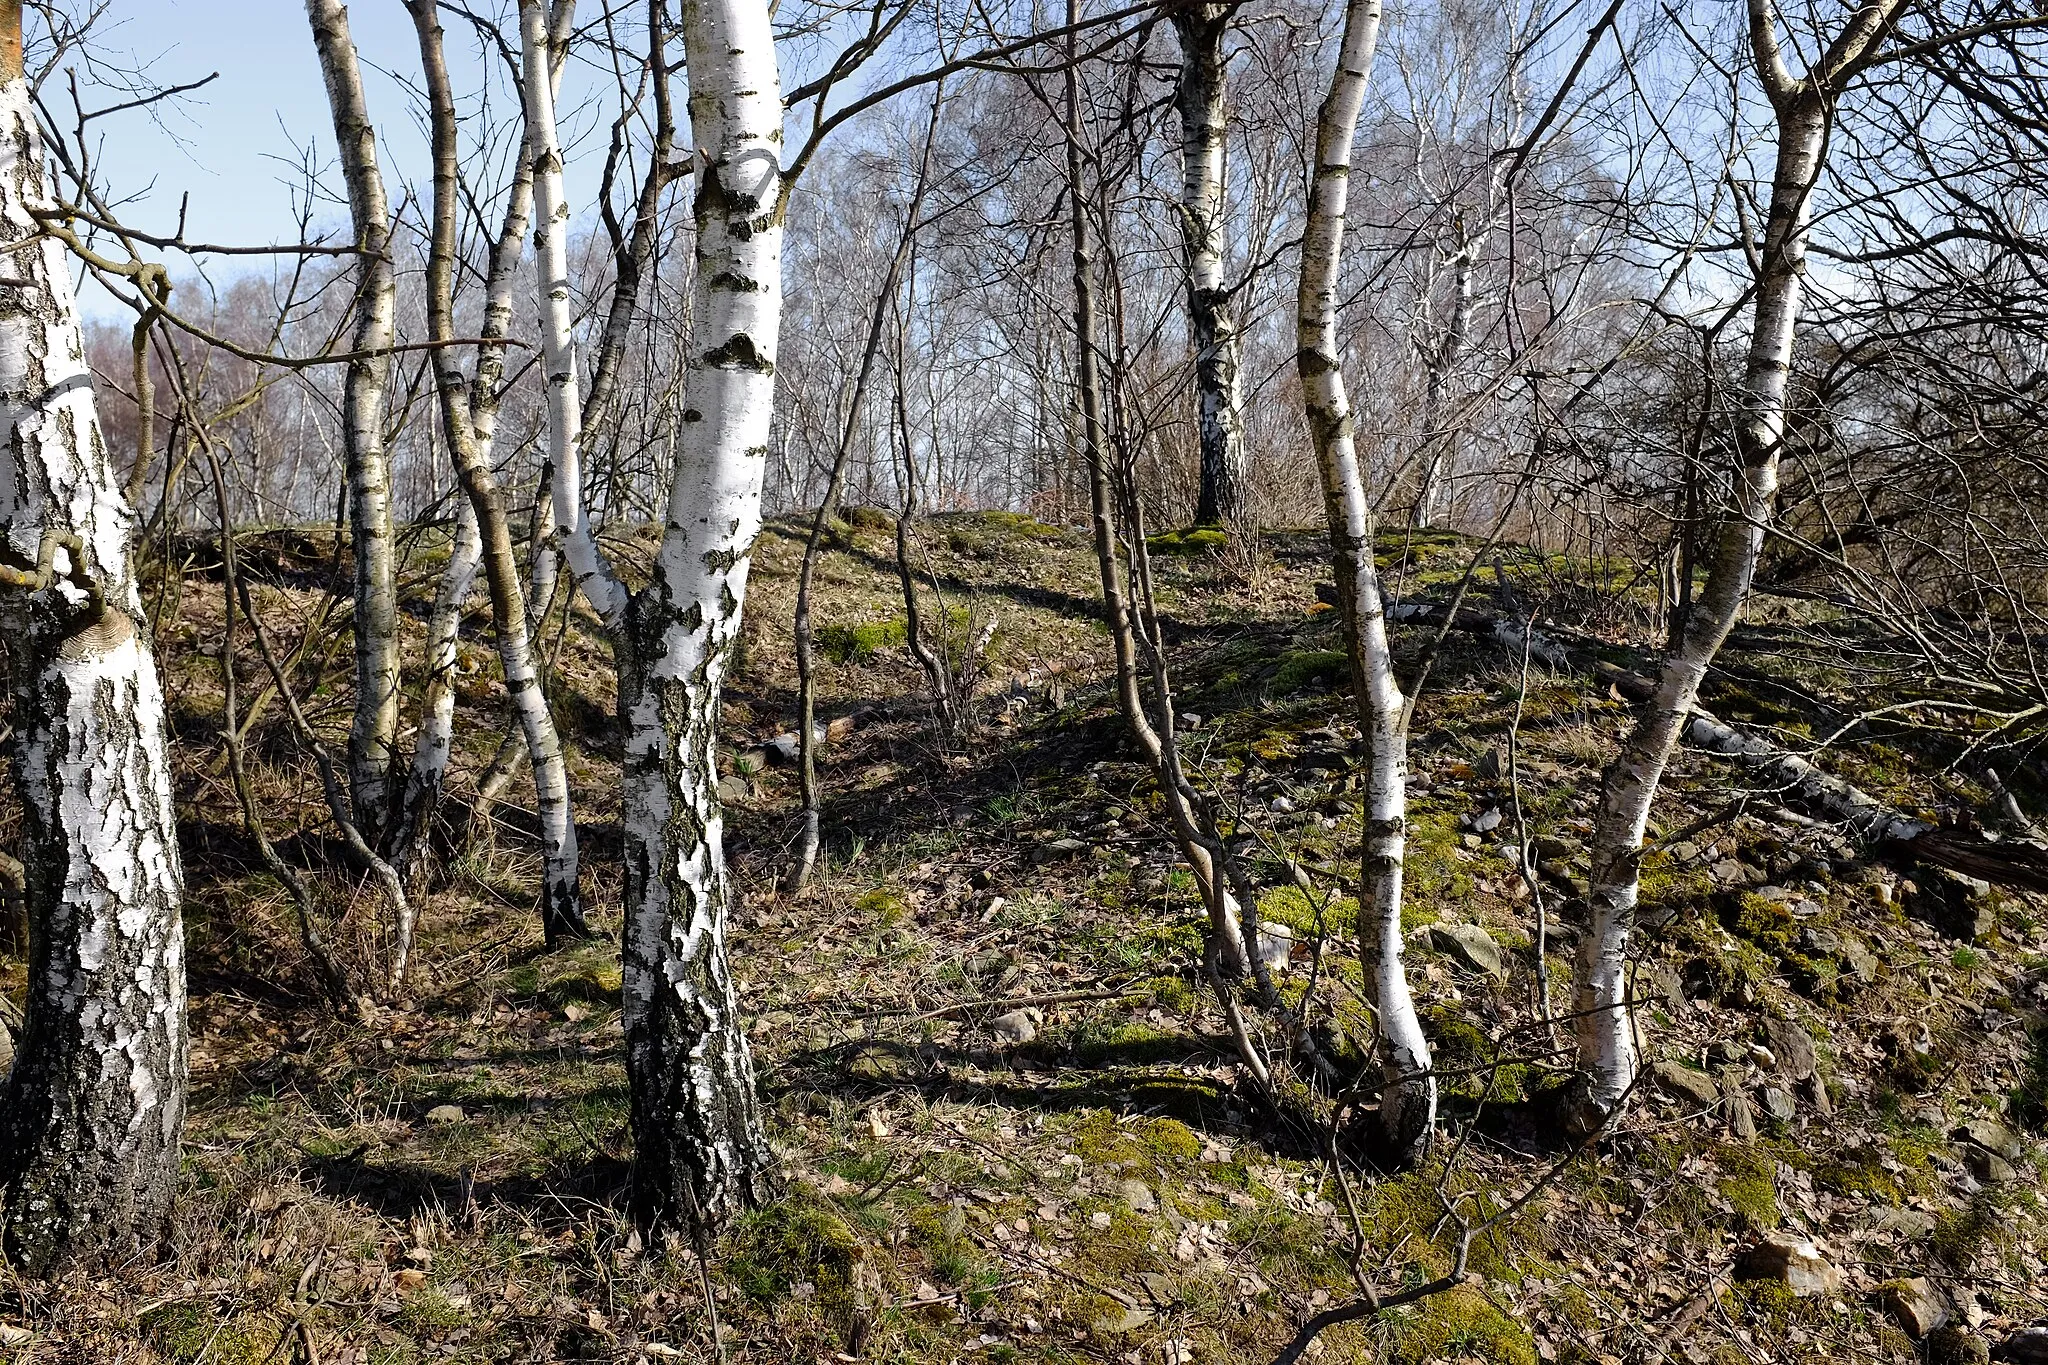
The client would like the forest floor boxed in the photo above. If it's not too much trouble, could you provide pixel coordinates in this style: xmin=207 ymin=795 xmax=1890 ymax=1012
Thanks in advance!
xmin=0 ymin=509 xmax=2044 ymax=1365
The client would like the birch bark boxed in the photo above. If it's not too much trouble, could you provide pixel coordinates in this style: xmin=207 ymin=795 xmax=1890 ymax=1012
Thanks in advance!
xmin=520 ymin=0 xmax=776 ymax=1230
xmin=412 ymin=0 xmax=588 ymax=943
xmin=1298 ymin=0 xmax=1436 ymax=1157
xmin=0 ymin=9 xmax=186 ymax=1270
xmin=1172 ymin=4 xmax=1247 ymax=528
xmin=1569 ymin=0 xmax=1907 ymax=1123
xmin=307 ymin=0 xmax=401 ymax=840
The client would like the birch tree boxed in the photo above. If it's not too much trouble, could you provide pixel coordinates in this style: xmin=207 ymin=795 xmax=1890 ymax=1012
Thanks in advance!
xmin=306 ymin=0 xmax=401 ymax=842
xmin=406 ymin=0 xmax=588 ymax=944
xmin=1567 ymin=0 xmax=1909 ymax=1127
xmin=1298 ymin=0 xmax=1437 ymax=1158
xmin=521 ymin=0 xmax=776 ymax=1230
xmin=0 ymin=0 xmax=186 ymax=1271
xmin=1172 ymin=3 xmax=1247 ymax=528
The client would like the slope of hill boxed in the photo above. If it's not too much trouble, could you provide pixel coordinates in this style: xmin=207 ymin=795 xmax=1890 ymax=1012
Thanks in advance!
xmin=1 ymin=511 xmax=2042 ymax=1365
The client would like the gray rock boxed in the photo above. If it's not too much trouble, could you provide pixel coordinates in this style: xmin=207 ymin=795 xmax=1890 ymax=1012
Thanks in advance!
xmin=990 ymin=1008 xmax=1042 ymax=1046
xmin=1710 ymin=858 xmax=1746 ymax=885
xmin=1964 ymin=1146 xmax=2015 ymax=1184
xmin=1875 ymin=1277 xmax=1949 ymax=1339
xmin=425 ymin=1104 xmax=465 ymax=1126
xmin=1927 ymin=1326 xmax=1991 ymax=1365
xmin=1759 ymin=1086 xmax=1798 ymax=1123
xmin=716 ymin=774 xmax=753 ymax=804
xmin=1734 ymin=1235 xmax=1842 ymax=1296
xmin=1840 ymin=937 xmax=1880 ymax=984
xmin=1957 ymin=1119 xmax=2022 ymax=1162
xmin=1467 ymin=807 xmax=1502 ymax=835
xmin=1042 ymin=837 xmax=1090 ymax=859
xmin=1764 ymin=1018 xmax=1819 ymax=1081
xmin=1725 ymin=1088 xmax=1759 ymax=1140
xmin=1428 ymin=922 xmax=1505 ymax=978
xmin=1120 ymin=1178 xmax=1157 ymax=1214
xmin=1268 ymin=795 xmax=1296 ymax=814
xmin=1903 ymin=869 xmax=1999 ymax=941
xmin=1256 ymin=923 xmax=1295 ymax=974
xmin=1869 ymin=1206 xmax=1937 ymax=1241
xmin=1650 ymin=1059 xmax=1720 ymax=1106
xmin=765 ymin=733 xmax=801 ymax=763
xmin=1997 ymin=1327 xmax=2048 ymax=1364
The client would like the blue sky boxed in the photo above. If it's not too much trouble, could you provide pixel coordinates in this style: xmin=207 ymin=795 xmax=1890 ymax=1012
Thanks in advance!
xmin=44 ymin=1 xmax=618 ymax=316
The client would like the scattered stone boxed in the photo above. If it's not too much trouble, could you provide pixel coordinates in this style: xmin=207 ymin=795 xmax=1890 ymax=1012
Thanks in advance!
xmin=1875 ymin=1277 xmax=1949 ymax=1339
xmin=1467 ymin=807 xmax=1503 ymax=835
xmin=1997 ymin=1326 xmax=2048 ymax=1364
xmin=1650 ymin=1059 xmax=1720 ymax=1107
xmin=1429 ymin=922 xmax=1505 ymax=978
xmin=1040 ymin=837 xmax=1090 ymax=860
xmin=1759 ymin=1086 xmax=1798 ymax=1123
xmin=1120 ymin=1178 xmax=1158 ymax=1214
xmin=1179 ymin=714 xmax=1202 ymax=730
xmin=1256 ymin=923 xmax=1295 ymax=974
xmin=1963 ymin=1146 xmax=2015 ymax=1184
xmin=764 ymin=733 xmax=801 ymax=763
xmin=990 ymin=1008 xmax=1042 ymax=1046
xmin=1927 ymin=1325 xmax=1992 ymax=1365
xmin=1668 ymin=840 xmax=1700 ymax=863
xmin=425 ymin=1104 xmax=465 ymax=1126
xmin=1763 ymin=1017 xmax=1818 ymax=1081
xmin=1957 ymin=1119 xmax=2021 ymax=1162
xmin=716 ymin=774 xmax=753 ymax=804
xmin=1710 ymin=858 xmax=1746 ymax=885
xmin=847 ymin=1044 xmax=909 ymax=1083
xmin=1268 ymin=795 xmax=1296 ymax=815
xmin=1870 ymin=1207 xmax=1937 ymax=1241
xmin=1734 ymin=1235 xmax=1842 ymax=1296
xmin=1840 ymin=937 xmax=1880 ymax=984
xmin=1725 ymin=1087 xmax=1759 ymax=1140
xmin=1747 ymin=1043 xmax=1777 ymax=1069
xmin=1533 ymin=834 xmax=1579 ymax=861
xmin=1903 ymin=869 xmax=1999 ymax=941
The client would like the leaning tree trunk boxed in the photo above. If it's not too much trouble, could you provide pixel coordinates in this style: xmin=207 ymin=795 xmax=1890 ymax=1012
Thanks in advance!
xmin=1298 ymin=0 xmax=1435 ymax=1159
xmin=0 ymin=9 xmax=186 ymax=1272
xmin=308 ymin=0 xmax=401 ymax=841
xmin=1173 ymin=3 xmax=1247 ymax=529
xmin=522 ymin=0 xmax=775 ymax=1233
xmin=1566 ymin=0 xmax=1917 ymax=1122
xmin=412 ymin=0 xmax=588 ymax=942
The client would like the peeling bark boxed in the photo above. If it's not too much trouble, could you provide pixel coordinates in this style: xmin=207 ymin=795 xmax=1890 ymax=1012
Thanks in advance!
xmin=521 ymin=0 xmax=775 ymax=1233
xmin=0 ymin=48 xmax=185 ymax=1272
xmin=1297 ymin=0 xmax=1435 ymax=1158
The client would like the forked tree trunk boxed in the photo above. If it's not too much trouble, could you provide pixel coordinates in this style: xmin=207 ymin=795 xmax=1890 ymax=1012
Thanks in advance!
xmin=412 ymin=0 xmax=588 ymax=943
xmin=0 ymin=9 xmax=186 ymax=1271
xmin=307 ymin=0 xmax=401 ymax=841
xmin=1298 ymin=0 xmax=1436 ymax=1158
xmin=522 ymin=0 xmax=775 ymax=1232
xmin=1173 ymin=3 xmax=1247 ymax=528
xmin=396 ymin=498 xmax=482 ymax=865
xmin=1570 ymin=0 xmax=1907 ymax=1124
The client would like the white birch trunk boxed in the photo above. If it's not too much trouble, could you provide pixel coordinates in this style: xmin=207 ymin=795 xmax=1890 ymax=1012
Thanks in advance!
xmin=521 ymin=0 xmax=775 ymax=1230
xmin=1298 ymin=0 xmax=1436 ymax=1157
xmin=1570 ymin=55 xmax=1843 ymax=1121
xmin=1412 ymin=235 xmax=1478 ymax=528
xmin=397 ymin=498 xmax=482 ymax=860
xmin=1173 ymin=4 xmax=1246 ymax=528
xmin=0 ymin=28 xmax=186 ymax=1271
xmin=307 ymin=0 xmax=401 ymax=839
xmin=413 ymin=0 xmax=588 ymax=942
